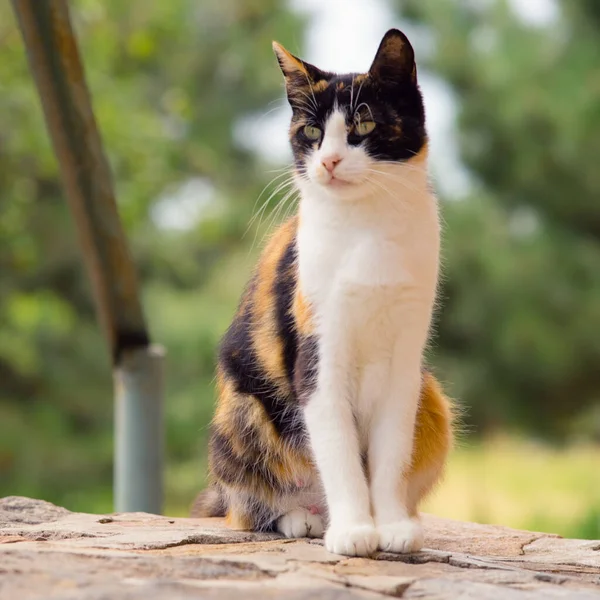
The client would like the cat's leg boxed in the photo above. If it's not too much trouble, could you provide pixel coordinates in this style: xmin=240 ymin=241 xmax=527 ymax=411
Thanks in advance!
xmin=368 ymin=339 xmax=424 ymax=554
xmin=303 ymin=340 xmax=378 ymax=557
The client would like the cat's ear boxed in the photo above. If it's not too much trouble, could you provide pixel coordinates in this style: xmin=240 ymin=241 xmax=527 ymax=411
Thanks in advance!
xmin=272 ymin=41 xmax=326 ymax=85
xmin=369 ymin=29 xmax=417 ymax=84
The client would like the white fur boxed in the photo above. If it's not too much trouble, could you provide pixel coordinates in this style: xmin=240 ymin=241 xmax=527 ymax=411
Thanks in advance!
xmin=277 ymin=508 xmax=324 ymax=538
xmin=295 ymin=108 xmax=440 ymax=556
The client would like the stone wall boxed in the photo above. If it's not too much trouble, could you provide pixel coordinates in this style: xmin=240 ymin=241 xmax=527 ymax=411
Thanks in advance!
xmin=1 ymin=496 xmax=598 ymax=599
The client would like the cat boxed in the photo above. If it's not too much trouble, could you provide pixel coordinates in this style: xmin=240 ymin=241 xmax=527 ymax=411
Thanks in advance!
xmin=192 ymin=28 xmax=453 ymax=557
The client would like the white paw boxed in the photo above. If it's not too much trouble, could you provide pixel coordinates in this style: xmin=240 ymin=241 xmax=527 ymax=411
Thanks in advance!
xmin=277 ymin=508 xmax=324 ymax=539
xmin=325 ymin=522 xmax=379 ymax=557
xmin=377 ymin=518 xmax=424 ymax=554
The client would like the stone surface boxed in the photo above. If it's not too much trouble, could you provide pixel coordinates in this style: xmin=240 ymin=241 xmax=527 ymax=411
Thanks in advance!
xmin=0 ymin=496 xmax=598 ymax=599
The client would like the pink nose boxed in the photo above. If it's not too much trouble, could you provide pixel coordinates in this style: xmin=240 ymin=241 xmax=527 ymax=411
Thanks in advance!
xmin=322 ymin=155 xmax=342 ymax=173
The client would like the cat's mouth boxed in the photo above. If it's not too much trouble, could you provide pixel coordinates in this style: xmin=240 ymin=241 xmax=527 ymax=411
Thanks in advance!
xmin=325 ymin=175 xmax=351 ymax=188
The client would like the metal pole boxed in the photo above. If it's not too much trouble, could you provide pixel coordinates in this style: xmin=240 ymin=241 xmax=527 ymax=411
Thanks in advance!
xmin=115 ymin=346 xmax=164 ymax=513
xmin=11 ymin=0 xmax=164 ymax=514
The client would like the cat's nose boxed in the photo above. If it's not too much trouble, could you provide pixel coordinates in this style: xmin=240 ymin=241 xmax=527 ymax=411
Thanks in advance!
xmin=322 ymin=155 xmax=342 ymax=173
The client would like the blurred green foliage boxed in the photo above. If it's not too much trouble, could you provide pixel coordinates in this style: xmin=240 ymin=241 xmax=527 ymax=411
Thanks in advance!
xmin=398 ymin=0 xmax=600 ymax=439
xmin=0 ymin=0 xmax=599 ymax=536
xmin=0 ymin=0 xmax=303 ymax=512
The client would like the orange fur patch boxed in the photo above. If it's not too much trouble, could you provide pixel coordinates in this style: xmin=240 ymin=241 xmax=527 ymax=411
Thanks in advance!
xmin=408 ymin=141 xmax=429 ymax=166
xmin=293 ymin=291 xmax=314 ymax=336
xmin=410 ymin=371 xmax=453 ymax=473
xmin=272 ymin=42 xmax=308 ymax=78
xmin=250 ymin=219 xmax=297 ymax=389
xmin=225 ymin=509 xmax=253 ymax=530
xmin=352 ymin=73 xmax=368 ymax=86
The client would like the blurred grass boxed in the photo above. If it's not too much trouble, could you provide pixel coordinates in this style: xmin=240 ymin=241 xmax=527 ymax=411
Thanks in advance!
xmin=423 ymin=435 xmax=600 ymax=540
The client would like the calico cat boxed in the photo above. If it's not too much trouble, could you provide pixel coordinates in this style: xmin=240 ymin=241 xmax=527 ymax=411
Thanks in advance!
xmin=193 ymin=28 xmax=453 ymax=557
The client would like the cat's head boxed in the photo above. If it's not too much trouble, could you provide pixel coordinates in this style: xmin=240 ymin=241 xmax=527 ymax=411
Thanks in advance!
xmin=273 ymin=29 xmax=426 ymax=200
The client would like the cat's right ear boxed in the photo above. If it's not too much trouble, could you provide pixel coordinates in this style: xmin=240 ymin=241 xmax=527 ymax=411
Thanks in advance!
xmin=272 ymin=41 xmax=326 ymax=86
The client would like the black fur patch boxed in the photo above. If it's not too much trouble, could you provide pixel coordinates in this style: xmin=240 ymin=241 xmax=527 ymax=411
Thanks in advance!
xmin=294 ymin=335 xmax=319 ymax=405
xmin=274 ymin=239 xmax=298 ymax=379
xmin=210 ymin=429 xmax=282 ymax=492
xmin=219 ymin=237 xmax=305 ymax=445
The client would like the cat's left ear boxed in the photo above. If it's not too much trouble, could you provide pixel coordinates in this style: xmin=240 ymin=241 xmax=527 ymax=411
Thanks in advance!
xmin=272 ymin=41 xmax=327 ymax=85
xmin=369 ymin=29 xmax=417 ymax=84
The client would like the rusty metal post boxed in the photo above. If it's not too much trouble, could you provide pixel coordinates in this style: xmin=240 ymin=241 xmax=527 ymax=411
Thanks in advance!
xmin=11 ymin=0 xmax=164 ymax=514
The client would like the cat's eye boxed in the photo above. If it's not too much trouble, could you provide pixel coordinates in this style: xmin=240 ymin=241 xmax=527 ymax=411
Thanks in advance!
xmin=355 ymin=121 xmax=376 ymax=136
xmin=303 ymin=125 xmax=322 ymax=141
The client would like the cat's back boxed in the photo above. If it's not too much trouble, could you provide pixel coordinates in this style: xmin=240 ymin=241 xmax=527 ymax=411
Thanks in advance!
xmin=218 ymin=216 xmax=300 ymax=398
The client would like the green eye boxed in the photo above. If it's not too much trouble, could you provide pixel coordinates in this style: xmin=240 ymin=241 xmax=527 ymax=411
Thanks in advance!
xmin=303 ymin=125 xmax=322 ymax=140
xmin=355 ymin=121 xmax=376 ymax=136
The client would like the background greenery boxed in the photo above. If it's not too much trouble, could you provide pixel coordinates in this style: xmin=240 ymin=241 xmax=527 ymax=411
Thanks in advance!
xmin=1 ymin=0 xmax=598 ymax=538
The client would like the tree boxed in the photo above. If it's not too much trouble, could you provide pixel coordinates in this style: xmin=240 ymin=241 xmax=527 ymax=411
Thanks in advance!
xmin=395 ymin=0 xmax=600 ymax=438
xmin=0 ymin=0 xmax=304 ymax=511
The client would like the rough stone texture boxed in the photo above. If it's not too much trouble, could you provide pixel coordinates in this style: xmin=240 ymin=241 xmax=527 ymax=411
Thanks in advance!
xmin=0 ymin=496 xmax=598 ymax=599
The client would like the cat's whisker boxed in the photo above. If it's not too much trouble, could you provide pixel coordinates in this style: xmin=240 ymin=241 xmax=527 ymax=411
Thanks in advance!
xmin=353 ymin=78 xmax=366 ymax=112
xmin=364 ymin=169 xmax=423 ymax=203
xmin=247 ymin=170 xmax=295 ymax=226
xmin=303 ymin=73 xmax=319 ymax=113
xmin=266 ymin=187 xmax=298 ymax=230
xmin=293 ymin=92 xmax=318 ymax=118
xmin=258 ymin=180 xmax=297 ymax=228
xmin=292 ymin=93 xmax=317 ymax=111
xmin=281 ymin=190 xmax=300 ymax=224
xmin=267 ymin=96 xmax=287 ymax=108
xmin=249 ymin=178 xmax=296 ymax=231
xmin=366 ymin=167 xmax=427 ymax=194
xmin=355 ymin=102 xmax=374 ymax=122
xmin=373 ymin=157 xmax=429 ymax=175
xmin=367 ymin=167 xmax=421 ymax=182
xmin=246 ymin=177 xmax=297 ymax=252
xmin=266 ymin=164 xmax=296 ymax=175
xmin=298 ymin=88 xmax=318 ymax=108
xmin=257 ymin=188 xmax=299 ymax=248
xmin=258 ymin=104 xmax=289 ymax=123
xmin=364 ymin=177 xmax=414 ymax=218
xmin=378 ymin=162 xmax=429 ymax=177
xmin=363 ymin=175 xmax=400 ymax=202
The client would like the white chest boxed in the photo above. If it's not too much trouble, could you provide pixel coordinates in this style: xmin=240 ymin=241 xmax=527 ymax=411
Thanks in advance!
xmin=297 ymin=192 xmax=440 ymax=345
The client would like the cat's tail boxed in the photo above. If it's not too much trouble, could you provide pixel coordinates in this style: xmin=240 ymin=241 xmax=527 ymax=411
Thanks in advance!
xmin=190 ymin=484 xmax=227 ymax=518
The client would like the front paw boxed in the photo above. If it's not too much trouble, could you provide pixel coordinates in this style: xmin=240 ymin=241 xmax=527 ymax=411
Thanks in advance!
xmin=325 ymin=521 xmax=379 ymax=557
xmin=377 ymin=518 xmax=424 ymax=554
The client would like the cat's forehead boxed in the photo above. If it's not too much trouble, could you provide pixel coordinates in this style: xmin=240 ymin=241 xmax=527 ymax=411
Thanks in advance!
xmin=289 ymin=72 xmax=376 ymax=116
